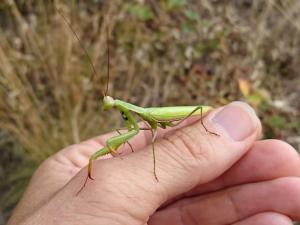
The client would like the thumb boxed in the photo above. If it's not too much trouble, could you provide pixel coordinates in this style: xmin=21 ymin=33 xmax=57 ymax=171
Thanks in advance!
xmin=55 ymin=102 xmax=261 ymax=225
xmin=137 ymin=101 xmax=261 ymax=198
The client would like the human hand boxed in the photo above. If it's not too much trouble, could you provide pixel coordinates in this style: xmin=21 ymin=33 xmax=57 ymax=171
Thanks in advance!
xmin=7 ymin=102 xmax=300 ymax=225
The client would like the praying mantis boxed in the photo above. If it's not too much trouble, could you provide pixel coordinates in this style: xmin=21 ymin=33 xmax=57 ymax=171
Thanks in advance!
xmin=56 ymin=7 xmax=219 ymax=192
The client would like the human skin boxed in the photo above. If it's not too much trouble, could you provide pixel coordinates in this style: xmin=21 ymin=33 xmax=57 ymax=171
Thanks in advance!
xmin=7 ymin=102 xmax=300 ymax=225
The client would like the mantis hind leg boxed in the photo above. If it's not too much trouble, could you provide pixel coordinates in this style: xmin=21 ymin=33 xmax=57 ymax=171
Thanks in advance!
xmin=198 ymin=106 xmax=219 ymax=136
xmin=163 ymin=106 xmax=219 ymax=136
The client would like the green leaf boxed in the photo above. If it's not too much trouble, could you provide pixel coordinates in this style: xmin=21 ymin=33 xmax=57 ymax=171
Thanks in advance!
xmin=127 ymin=4 xmax=154 ymax=21
xmin=202 ymin=19 xmax=211 ymax=28
xmin=167 ymin=0 xmax=187 ymax=9
xmin=181 ymin=21 xmax=194 ymax=33
xmin=266 ymin=115 xmax=287 ymax=129
xmin=196 ymin=38 xmax=220 ymax=53
xmin=184 ymin=9 xmax=199 ymax=21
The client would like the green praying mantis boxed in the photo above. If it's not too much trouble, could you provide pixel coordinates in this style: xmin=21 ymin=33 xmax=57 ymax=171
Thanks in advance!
xmin=56 ymin=7 xmax=219 ymax=193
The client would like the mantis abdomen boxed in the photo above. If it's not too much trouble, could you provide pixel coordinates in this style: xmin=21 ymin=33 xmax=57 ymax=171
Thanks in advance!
xmin=145 ymin=106 xmax=212 ymax=121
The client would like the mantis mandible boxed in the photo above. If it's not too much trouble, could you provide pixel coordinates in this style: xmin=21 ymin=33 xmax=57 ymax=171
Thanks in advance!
xmin=55 ymin=7 xmax=219 ymax=193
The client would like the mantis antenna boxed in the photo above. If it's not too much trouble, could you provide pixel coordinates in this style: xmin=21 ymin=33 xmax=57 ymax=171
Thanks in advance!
xmin=54 ymin=5 xmax=107 ymax=97
xmin=105 ymin=26 xmax=110 ymax=96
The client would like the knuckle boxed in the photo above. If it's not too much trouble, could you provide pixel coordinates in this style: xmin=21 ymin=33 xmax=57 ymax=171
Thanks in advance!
xmin=162 ymin=126 xmax=214 ymax=169
xmin=260 ymin=140 xmax=300 ymax=171
xmin=269 ymin=140 xmax=299 ymax=156
xmin=226 ymin=189 xmax=243 ymax=220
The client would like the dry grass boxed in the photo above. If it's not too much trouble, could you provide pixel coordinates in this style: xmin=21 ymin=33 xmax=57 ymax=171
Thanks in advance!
xmin=0 ymin=1 xmax=114 ymax=161
xmin=0 ymin=0 xmax=299 ymax=222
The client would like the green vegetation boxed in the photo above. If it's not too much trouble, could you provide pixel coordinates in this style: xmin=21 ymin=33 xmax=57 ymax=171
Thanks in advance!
xmin=0 ymin=0 xmax=299 ymax=222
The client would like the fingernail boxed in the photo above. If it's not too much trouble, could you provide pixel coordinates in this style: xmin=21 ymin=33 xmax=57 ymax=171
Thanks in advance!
xmin=212 ymin=102 xmax=259 ymax=141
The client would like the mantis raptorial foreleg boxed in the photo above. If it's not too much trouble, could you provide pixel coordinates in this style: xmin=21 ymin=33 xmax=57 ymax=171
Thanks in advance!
xmin=86 ymin=109 xmax=140 ymax=179
xmin=89 ymin=130 xmax=139 ymax=176
xmin=116 ymin=126 xmax=154 ymax=153
xmin=116 ymin=129 xmax=134 ymax=153
xmin=107 ymin=129 xmax=138 ymax=154
xmin=77 ymin=125 xmax=139 ymax=194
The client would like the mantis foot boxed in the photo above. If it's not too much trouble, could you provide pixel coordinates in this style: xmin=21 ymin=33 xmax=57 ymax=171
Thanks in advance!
xmin=206 ymin=129 xmax=220 ymax=137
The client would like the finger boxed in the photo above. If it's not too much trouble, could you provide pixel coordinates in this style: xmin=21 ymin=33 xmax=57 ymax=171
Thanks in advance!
xmin=55 ymin=102 xmax=261 ymax=225
xmin=232 ymin=212 xmax=293 ymax=225
xmin=149 ymin=177 xmax=300 ymax=224
xmin=187 ymin=139 xmax=300 ymax=195
xmin=159 ymin=139 xmax=300 ymax=207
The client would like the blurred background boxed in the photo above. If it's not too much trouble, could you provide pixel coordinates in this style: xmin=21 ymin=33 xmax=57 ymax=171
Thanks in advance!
xmin=0 ymin=0 xmax=299 ymax=223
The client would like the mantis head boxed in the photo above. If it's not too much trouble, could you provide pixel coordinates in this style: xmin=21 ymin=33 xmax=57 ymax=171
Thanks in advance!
xmin=103 ymin=96 xmax=115 ymax=110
